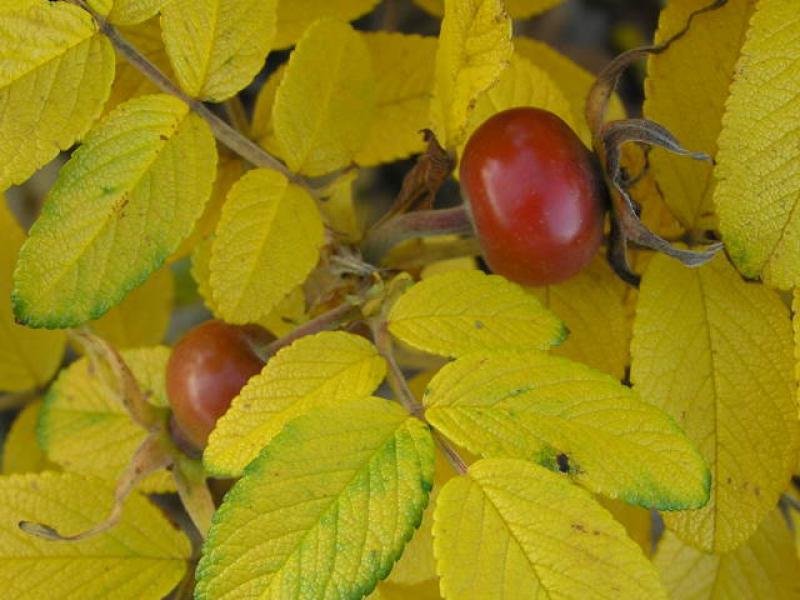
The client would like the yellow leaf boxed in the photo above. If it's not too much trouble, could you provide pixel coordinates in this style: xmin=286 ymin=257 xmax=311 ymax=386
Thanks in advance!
xmin=434 ymin=458 xmax=667 ymax=600
xmin=654 ymin=509 xmax=800 ymax=599
xmin=191 ymin=235 xmax=217 ymax=314
xmin=371 ymin=580 xmax=443 ymax=600
xmin=161 ymin=0 xmax=278 ymax=102
xmin=108 ymin=0 xmax=166 ymax=25
xmin=274 ymin=0 xmax=381 ymax=49
xmin=415 ymin=0 xmax=562 ymax=19
xmin=204 ymin=331 xmax=386 ymax=476
xmin=714 ymin=0 xmax=800 ymax=289
xmin=531 ymin=256 xmax=630 ymax=379
xmin=0 ymin=0 xmax=115 ymax=187
xmin=1 ymin=400 xmax=57 ymax=475
xmin=388 ymin=270 xmax=565 ymax=358
xmin=273 ymin=19 xmax=376 ymax=176
xmin=171 ymin=149 xmax=244 ymax=261
xmin=388 ymin=451 xmax=454 ymax=586
xmin=90 ymin=267 xmax=174 ymax=349
xmin=38 ymin=347 xmax=174 ymax=492
xmin=0 ymin=472 xmax=190 ymax=600
xmin=425 ymin=351 xmax=709 ymax=509
xmin=631 ymin=254 xmax=800 ymax=552
xmin=209 ymin=168 xmax=324 ymax=324
xmin=514 ymin=37 xmax=626 ymax=144
xmin=598 ymin=496 xmax=653 ymax=556
xmin=250 ymin=64 xmax=285 ymax=155
xmin=460 ymin=53 xmax=577 ymax=158
xmin=0 ymin=203 xmax=65 ymax=392
xmin=196 ymin=398 xmax=435 ymax=600
xmin=318 ymin=170 xmax=363 ymax=242
xmin=645 ymin=0 xmax=754 ymax=231
xmin=256 ymin=285 xmax=308 ymax=338
xmin=105 ymin=18 xmax=174 ymax=115
xmin=430 ymin=0 xmax=512 ymax=149
xmin=355 ymin=33 xmax=438 ymax=167
xmin=13 ymin=94 xmax=217 ymax=329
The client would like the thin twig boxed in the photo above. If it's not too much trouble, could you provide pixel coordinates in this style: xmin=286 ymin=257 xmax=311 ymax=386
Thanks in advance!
xmin=259 ymin=301 xmax=360 ymax=360
xmin=71 ymin=0 xmax=306 ymax=187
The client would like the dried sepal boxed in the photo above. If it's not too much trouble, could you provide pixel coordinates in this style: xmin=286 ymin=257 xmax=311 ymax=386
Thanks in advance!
xmin=587 ymin=0 xmax=727 ymax=281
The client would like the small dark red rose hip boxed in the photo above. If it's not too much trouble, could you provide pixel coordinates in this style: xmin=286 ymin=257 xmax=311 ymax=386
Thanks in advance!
xmin=166 ymin=319 xmax=274 ymax=451
xmin=459 ymin=107 xmax=605 ymax=286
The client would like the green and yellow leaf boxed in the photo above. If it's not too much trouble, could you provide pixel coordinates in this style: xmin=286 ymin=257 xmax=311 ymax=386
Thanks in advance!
xmin=631 ymin=253 xmax=800 ymax=552
xmin=107 ymin=0 xmax=167 ymax=26
xmin=209 ymin=168 xmax=324 ymax=324
xmin=12 ymin=94 xmax=216 ymax=328
xmin=0 ymin=202 xmax=65 ymax=392
xmin=355 ymin=33 xmax=438 ymax=166
xmin=2 ymin=400 xmax=57 ymax=475
xmin=0 ymin=0 xmax=115 ymax=187
xmin=0 ymin=472 xmax=190 ymax=600
xmin=273 ymin=19 xmax=376 ymax=176
xmin=645 ymin=0 xmax=754 ymax=231
xmin=434 ymin=458 xmax=667 ymax=600
xmin=274 ymin=0 xmax=381 ymax=49
xmin=425 ymin=350 xmax=709 ymax=509
xmin=531 ymin=256 xmax=630 ymax=379
xmin=430 ymin=0 xmax=512 ymax=149
xmin=204 ymin=331 xmax=386 ymax=476
xmin=388 ymin=270 xmax=565 ymax=358
xmin=196 ymin=398 xmax=435 ymax=600
xmin=38 ymin=347 xmax=174 ymax=492
xmin=654 ymin=509 xmax=800 ymax=600
xmin=714 ymin=0 xmax=800 ymax=289
xmin=161 ymin=0 xmax=278 ymax=102
xmin=90 ymin=266 xmax=174 ymax=349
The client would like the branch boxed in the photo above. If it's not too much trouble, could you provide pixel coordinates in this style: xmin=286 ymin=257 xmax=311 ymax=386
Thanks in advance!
xmin=73 ymin=0 xmax=306 ymax=187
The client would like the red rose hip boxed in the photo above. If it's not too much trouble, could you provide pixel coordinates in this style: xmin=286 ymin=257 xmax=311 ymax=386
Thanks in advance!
xmin=166 ymin=319 xmax=273 ymax=451
xmin=459 ymin=107 xmax=605 ymax=286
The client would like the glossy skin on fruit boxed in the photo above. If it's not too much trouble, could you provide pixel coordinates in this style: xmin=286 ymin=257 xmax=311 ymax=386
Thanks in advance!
xmin=166 ymin=319 xmax=273 ymax=450
xmin=459 ymin=107 xmax=605 ymax=286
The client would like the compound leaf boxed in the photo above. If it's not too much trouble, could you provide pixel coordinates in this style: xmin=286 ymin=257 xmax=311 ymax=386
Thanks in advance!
xmin=0 ymin=0 xmax=115 ymax=187
xmin=196 ymin=398 xmax=435 ymax=600
xmin=204 ymin=331 xmax=386 ymax=477
xmin=654 ymin=509 xmax=800 ymax=600
xmin=273 ymin=19 xmax=375 ymax=176
xmin=12 ymin=94 xmax=216 ymax=328
xmin=38 ymin=347 xmax=174 ymax=493
xmin=714 ymin=0 xmax=800 ymax=288
xmin=387 ymin=271 xmax=565 ymax=358
xmin=209 ymin=168 xmax=324 ymax=324
xmin=0 ymin=472 xmax=190 ymax=600
xmin=161 ymin=0 xmax=278 ymax=102
xmin=0 ymin=203 xmax=65 ymax=392
xmin=425 ymin=350 xmax=709 ymax=510
xmin=644 ymin=0 xmax=754 ymax=231
xmin=430 ymin=0 xmax=512 ymax=149
xmin=631 ymin=254 xmax=799 ymax=552
xmin=434 ymin=459 xmax=667 ymax=600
